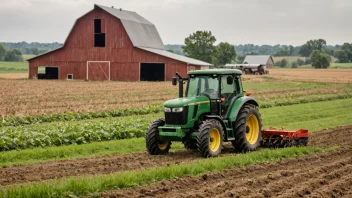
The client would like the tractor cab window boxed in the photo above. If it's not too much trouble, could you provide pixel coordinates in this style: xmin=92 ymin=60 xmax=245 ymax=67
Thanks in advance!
xmin=221 ymin=75 xmax=237 ymax=99
xmin=187 ymin=76 xmax=219 ymax=99
xmin=220 ymin=75 xmax=237 ymax=116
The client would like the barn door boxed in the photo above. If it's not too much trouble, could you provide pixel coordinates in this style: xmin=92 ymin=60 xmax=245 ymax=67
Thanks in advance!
xmin=86 ymin=61 xmax=110 ymax=81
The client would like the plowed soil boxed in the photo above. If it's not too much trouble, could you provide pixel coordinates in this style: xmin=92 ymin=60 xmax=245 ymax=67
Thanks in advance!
xmin=0 ymin=125 xmax=351 ymax=196
xmin=102 ymin=125 xmax=352 ymax=198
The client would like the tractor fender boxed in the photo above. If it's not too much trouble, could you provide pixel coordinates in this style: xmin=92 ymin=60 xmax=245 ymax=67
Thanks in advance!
xmin=227 ymin=96 xmax=259 ymax=122
xmin=204 ymin=115 xmax=228 ymax=134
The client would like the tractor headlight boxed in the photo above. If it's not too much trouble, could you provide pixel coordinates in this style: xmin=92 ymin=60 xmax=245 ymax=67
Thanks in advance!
xmin=172 ymin=107 xmax=183 ymax=112
xmin=164 ymin=107 xmax=171 ymax=112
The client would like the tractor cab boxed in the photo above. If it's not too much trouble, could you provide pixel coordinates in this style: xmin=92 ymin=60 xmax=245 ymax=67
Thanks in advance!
xmin=184 ymin=70 xmax=244 ymax=117
xmin=146 ymin=69 xmax=262 ymax=158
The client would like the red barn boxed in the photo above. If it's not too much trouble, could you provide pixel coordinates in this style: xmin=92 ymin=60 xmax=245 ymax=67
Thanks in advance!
xmin=27 ymin=4 xmax=211 ymax=81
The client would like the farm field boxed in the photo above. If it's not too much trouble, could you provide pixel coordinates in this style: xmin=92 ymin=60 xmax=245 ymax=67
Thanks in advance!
xmin=1 ymin=69 xmax=352 ymax=117
xmin=0 ymin=69 xmax=351 ymax=197
xmin=0 ymin=61 xmax=27 ymax=74
xmin=300 ymin=62 xmax=352 ymax=69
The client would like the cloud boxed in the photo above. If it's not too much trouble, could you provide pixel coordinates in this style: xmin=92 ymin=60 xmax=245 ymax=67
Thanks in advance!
xmin=0 ymin=0 xmax=351 ymax=45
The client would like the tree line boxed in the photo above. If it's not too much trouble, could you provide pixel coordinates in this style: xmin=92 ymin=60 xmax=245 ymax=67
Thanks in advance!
xmin=0 ymin=44 xmax=24 ymax=62
xmin=0 ymin=42 xmax=62 ymax=55
xmin=176 ymin=31 xmax=352 ymax=69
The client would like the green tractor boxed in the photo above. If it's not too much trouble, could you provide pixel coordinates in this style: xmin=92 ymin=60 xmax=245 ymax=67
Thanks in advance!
xmin=146 ymin=69 xmax=262 ymax=158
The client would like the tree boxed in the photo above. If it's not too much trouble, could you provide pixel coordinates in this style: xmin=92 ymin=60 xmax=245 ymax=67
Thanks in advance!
xmin=288 ymin=45 xmax=294 ymax=55
xmin=297 ymin=58 xmax=305 ymax=66
xmin=298 ymin=44 xmax=312 ymax=57
xmin=214 ymin=42 xmax=236 ymax=66
xmin=291 ymin=61 xmax=298 ymax=68
xmin=334 ymin=50 xmax=349 ymax=63
xmin=4 ymin=49 xmax=23 ymax=62
xmin=166 ymin=49 xmax=175 ymax=53
xmin=274 ymin=49 xmax=289 ymax=56
xmin=0 ymin=44 xmax=6 ymax=61
xmin=341 ymin=43 xmax=352 ymax=62
xmin=280 ymin=59 xmax=289 ymax=68
xmin=307 ymin=39 xmax=326 ymax=51
xmin=182 ymin=31 xmax=216 ymax=63
xmin=236 ymin=55 xmax=246 ymax=64
xmin=310 ymin=50 xmax=331 ymax=69
xmin=247 ymin=52 xmax=259 ymax=55
xmin=299 ymin=39 xmax=327 ymax=57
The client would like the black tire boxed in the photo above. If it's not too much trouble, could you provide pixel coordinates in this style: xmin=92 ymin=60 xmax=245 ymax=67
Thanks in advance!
xmin=232 ymin=104 xmax=262 ymax=152
xmin=197 ymin=119 xmax=224 ymax=158
xmin=183 ymin=140 xmax=198 ymax=150
xmin=146 ymin=118 xmax=171 ymax=155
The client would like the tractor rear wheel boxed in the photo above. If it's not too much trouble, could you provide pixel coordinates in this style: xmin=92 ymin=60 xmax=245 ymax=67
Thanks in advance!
xmin=146 ymin=118 xmax=171 ymax=155
xmin=232 ymin=104 xmax=262 ymax=152
xmin=197 ymin=119 xmax=223 ymax=158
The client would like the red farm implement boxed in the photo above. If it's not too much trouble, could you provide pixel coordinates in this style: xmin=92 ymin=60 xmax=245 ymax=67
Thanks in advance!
xmin=261 ymin=128 xmax=309 ymax=148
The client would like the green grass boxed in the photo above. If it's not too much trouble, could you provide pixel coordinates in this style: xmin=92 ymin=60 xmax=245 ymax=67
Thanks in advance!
xmin=22 ymin=54 xmax=35 ymax=60
xmin=0 ymin=98 xmax=351 ymax=167
xmin=300 ymin=62 xmax=352 ymax=69
xmin=0 ymin=61 xmax=28 ymax=73
xmin=0 ymin=146 xmax=322 ymax=198
xmin=0 ymin=138 xmax=184 ymax=167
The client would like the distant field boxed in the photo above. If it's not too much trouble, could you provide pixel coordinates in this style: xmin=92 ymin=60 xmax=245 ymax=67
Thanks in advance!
xmin=22 ymin=54 xmax=35 ymax=60
xmin=300 ymin=63 xmax=352 ymax=69
xmin=272 ymin=56 xmax=306 ymax=63
xmin=0 ymin=61 xmax=28 ymax=73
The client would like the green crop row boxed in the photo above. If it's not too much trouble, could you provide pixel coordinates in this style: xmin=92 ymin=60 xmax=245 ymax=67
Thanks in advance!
xmin=0 ymin=117 xmax=150 ymax=151
xmin=0 ymin=104 xmax=162 ymax=128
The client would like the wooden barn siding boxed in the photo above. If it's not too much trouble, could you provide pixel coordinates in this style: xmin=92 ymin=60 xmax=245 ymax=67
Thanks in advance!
xmin=28 ymin=7 xmax=200 ymax=81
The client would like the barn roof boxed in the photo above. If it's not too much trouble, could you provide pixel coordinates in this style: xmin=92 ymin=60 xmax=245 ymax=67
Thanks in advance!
xmin=243 ymin=55 xmax=274 ymax=65
xmin=138 ymin=47 xmax=212 ymax=66
xmin=96 ymin=5 xmax=165 ymax=50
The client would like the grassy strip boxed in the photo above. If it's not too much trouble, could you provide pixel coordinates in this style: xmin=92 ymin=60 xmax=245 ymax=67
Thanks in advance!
xmin=0 ymin=98 xmax=351 ymax=167
xmin=0 ymin=138 xmax=184 ymax=167
xmin=0 ymin=146 xmax=321 ymax=198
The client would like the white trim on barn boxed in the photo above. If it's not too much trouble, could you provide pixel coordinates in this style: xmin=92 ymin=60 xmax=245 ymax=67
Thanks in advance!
xmin=86 ymin=61 xmax=111 ymax=81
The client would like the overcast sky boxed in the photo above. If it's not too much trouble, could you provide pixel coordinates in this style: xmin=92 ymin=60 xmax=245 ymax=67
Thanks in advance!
xmin=0 ymin=0 xmax=351 ymax=46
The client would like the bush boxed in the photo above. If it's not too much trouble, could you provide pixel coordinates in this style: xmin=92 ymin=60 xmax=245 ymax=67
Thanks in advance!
xmin=305 ymin=58 xmax=311 ymax=65
xmin=291 ymin=61 xmax=298 ymax=68
xmin=280 ymin=58 xmax=289 ymax=68
xmin=297 ymin=58 xmax=305 ymax=66
xmin=310 ymin=50 xmax=331 ymax=69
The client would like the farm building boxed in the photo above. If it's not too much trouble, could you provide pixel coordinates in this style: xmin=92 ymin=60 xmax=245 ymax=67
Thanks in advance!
xmin=27 ymin=4 xmax=211 ymax=81
xmin=243 ymin=55 xmax=274 ymax=68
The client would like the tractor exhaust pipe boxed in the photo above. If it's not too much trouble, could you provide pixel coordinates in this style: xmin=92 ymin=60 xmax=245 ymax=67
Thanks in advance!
xmin=172 ymin=72 xmax=184 ymax=98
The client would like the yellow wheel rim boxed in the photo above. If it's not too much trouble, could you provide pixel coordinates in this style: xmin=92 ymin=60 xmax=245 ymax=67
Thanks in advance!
xmin=246 ymin=115 xmax=259 ymax=144
xmin=209 ymin=128 xmax=221 ymax=152
xmin=158 ymin=141 xmax=169 ymax=150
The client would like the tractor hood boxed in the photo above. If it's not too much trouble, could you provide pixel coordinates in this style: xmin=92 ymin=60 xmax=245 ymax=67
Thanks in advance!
xmin=164 ymin=97 xmax=209 ymax=108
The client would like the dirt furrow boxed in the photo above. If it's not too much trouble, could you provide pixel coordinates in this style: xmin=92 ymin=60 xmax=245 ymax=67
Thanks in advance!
xmin=0 ymin=125 xmax=351 ymax=187
xmin=101 ymin=147 xmax=352 ymax=198
xmin=99 ymin=125 xmax=352 ymax=198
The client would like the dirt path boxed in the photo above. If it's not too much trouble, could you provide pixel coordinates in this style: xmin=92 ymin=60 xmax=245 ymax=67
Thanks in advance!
xmin=0 ymin=125 xmax=351 ymax=187
xmin=102 ymin=125 xmax=352 ymax=198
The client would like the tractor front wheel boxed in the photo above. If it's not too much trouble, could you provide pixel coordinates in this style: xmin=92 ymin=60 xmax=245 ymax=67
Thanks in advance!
xmin=146 ymin=118 xmax=171 ymax=155
xmin=232 ymin=104 xmax=262 ymax=152
xmin=197 ymin=119 xmax=223 ymax=158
